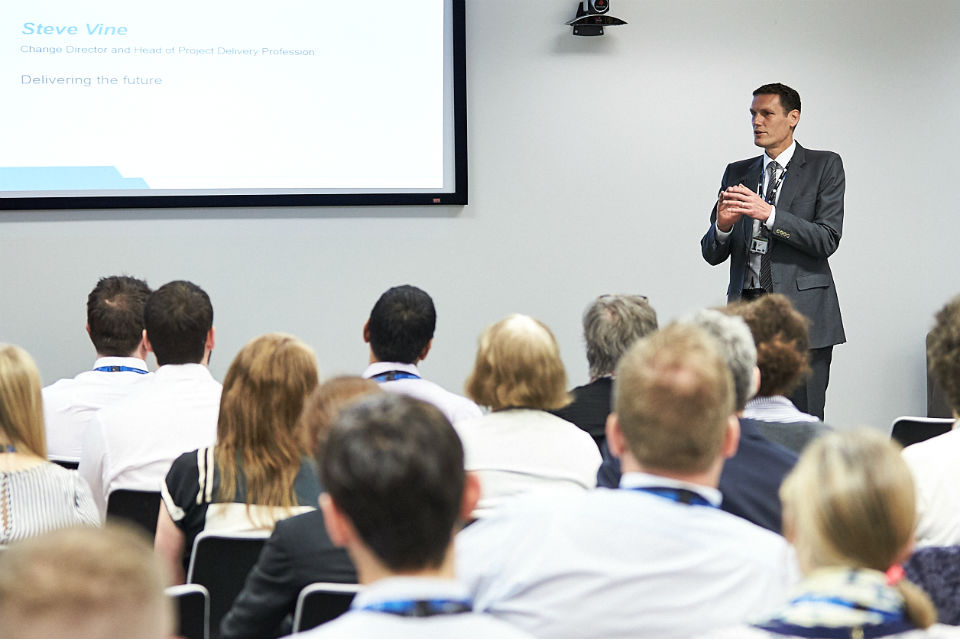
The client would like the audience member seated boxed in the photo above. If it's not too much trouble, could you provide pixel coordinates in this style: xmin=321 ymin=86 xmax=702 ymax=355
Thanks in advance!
xmin=597 ymin=310 xmax=798 ymax=534
xmin=550 ymin=294 xmax=658 ymax=450
xmin=458 ymin=314 xmax=600 ymax=517
xmin=457 ymin=324 xmax=797 ymax=637
xmin=0 ymin=523 xmax=173 ymax=638
xmin=43 ymin=276 xmax=153 ymax=462
xmin=220 ymin=376 xmax=381 ymax=638
xmin=719 ymin=430 xmax=952 ymax=638
xmin=361 ymin=285 xmax=481 ymax=424
xmin=156 ymin=333 xmax=322 ymax=584
xmin=733 ymin=294 xmax=832 ymax=453
xmin=0 ymin=344 xmax=98 ymax=541
xmin=79 ymin=280 xmax=222 ymax=516
xmin=903 ymin=295 xmax=960 ymax=547
xmin=298 ymin=394 xmax=526 ymax=638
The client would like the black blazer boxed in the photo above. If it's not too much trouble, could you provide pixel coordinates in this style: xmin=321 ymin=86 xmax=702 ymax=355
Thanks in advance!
xmin=219 ymin=509 xmax=357 ymax=638
xmin=550 ymin=378 xmax=613 ymax=450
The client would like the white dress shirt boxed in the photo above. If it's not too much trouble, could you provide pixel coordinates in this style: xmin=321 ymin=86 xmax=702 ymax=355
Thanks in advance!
xmin=78 ymin=363 xmax=222 ymax=517
xmin=743 ymin=395 xmax=819 ymax=423
xmin=456 ymin=472 xmax=798 ymax=638
xmin=902 ymin=425 xmax=960 ymax=547
xmin=42 ymin=356 xmax=152 ymax=461
xmin=455 ymin=409 xmax=601 ymax=518
xmin=362 ymin=362 xmax=482 ymax=425
xmin=296 ymin=577 xmax=529 ymax=638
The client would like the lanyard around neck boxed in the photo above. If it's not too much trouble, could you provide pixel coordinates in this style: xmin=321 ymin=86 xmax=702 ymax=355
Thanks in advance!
xmin=361 ymin=598 xmax=472 ymax=617
xmin=627 ymin=486 xmax=715 ymax=508
xmin=94 ymin=365 xmax=149 ymax=374
xmin=371 ymin=370 xmax=420 ymax=382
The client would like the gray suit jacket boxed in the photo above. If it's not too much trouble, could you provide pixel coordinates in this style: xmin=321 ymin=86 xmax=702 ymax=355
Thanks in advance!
xmin=701 ymin=142 xmax=846 ymax=349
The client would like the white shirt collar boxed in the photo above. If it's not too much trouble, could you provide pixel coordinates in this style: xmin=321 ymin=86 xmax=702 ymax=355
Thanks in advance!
xmin=619 ymin=471 xmax=722 ymax=507
xmin=363 ymin=361 xmax=421 ymax=379
xmin=764 ymin=140 xmax=796 ymax=171
xmin=352 ymin=577 xmax=470 ymax=610
xmin=92 ymin=356 xmax=150 ymax=371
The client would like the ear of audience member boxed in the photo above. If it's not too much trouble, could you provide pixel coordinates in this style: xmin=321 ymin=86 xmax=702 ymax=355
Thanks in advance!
xmin=459 ymin=314 xmax=600 ymax=518
xmin=156 ymin=332 xmax=320 ymax=584
xmin=551 ymin=294 xmax=658 ymax=449
xmin=0 ymin=524 xmax=173 ymax=638
xmin=219 ymin=376 xmax=381 ymax=639
xmin=732 ymin=430 xmax=939 ymax=637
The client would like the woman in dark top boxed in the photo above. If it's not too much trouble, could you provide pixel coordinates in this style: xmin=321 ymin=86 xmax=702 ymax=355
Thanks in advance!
xmin=155 ymin=333 xmax=321 ymax=584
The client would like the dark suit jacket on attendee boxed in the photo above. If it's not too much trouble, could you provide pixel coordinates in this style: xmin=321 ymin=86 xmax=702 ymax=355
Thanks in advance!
xmin=596 ymin=418 xmax=798 ymax=534
xmin=550 ymin=377 xmax=612 ymax=450
xmin=219 ymin=509 xmax=357 ymax=638
xmin=700 ymin=143 xmax=845 ymax=350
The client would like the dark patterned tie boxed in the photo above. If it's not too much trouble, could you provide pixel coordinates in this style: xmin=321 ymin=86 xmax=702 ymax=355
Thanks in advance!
xmin=759 ymin=161 xmax=782 ymax=292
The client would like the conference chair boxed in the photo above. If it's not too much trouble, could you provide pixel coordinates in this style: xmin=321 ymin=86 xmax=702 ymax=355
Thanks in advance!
xmin=905 ymin=545 xmax=960 ymax=625
xmin=186 ymin=531 xmax=269 ymax=636
xmin=291 ymin=582 xmax=360 ymax=634
xmin=166 ymin=584 xmax=211 ymax=639
xmin=106 ymin=489 xmax=161 ymax=537
xmin=890 ymin=416 xmax=954 ymax=449
xmin=49 ymin=456 xmax=79 ymax=470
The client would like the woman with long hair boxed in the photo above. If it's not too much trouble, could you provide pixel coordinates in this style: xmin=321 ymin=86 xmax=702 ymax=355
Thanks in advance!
xmin=155 ymin=333 xmax=321 ymax=583
xmin=0 ymin=344 xmax=98 ymax=540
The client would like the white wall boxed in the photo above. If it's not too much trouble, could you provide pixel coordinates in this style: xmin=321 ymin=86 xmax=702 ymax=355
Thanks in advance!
xmin=3 ymin=0 xmax=958 ymax=430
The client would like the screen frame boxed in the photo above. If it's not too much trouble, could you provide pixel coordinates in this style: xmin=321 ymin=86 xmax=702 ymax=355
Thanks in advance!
xmin=1 ymin=0 xmax=467 ymax=211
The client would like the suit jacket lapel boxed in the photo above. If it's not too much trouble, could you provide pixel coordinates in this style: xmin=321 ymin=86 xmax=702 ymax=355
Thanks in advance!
xmin=776 ymin=143 xmax=806 ymax=212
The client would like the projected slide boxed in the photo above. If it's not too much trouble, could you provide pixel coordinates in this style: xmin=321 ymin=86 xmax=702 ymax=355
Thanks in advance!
xmin=1 ymin=0 xmax=460 ymax=205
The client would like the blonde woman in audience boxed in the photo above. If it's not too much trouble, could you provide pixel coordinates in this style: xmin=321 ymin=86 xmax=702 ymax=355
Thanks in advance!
xmin=0 ymin=344 xmax=98 ymax=542
xmin=0 ymin=524 xmax=172 ymax=638
xmin=457 ymin=314 xmax=600 ymax=518
xmin=722 ymin=429 xmax=956 ymax=638
xmin=156 ymin=333 xmax=322 ymax=583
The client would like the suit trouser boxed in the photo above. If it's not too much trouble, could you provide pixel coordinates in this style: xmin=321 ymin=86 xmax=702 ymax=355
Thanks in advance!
xmin=789 ymin=346 xmax=832 ymax=421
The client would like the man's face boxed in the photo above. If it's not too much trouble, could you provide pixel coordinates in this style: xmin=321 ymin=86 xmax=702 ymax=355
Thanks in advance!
xmin=750 ymin=93 xmax=799 ymax=155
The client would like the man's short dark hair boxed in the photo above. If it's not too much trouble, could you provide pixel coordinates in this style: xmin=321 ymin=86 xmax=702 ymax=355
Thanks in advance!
xmin=143 ymin=281 xmax=213 ymax=366
xmin=321 ymin=394 xmax=464 ymax=572
xmin=583 ymin=295 xmax=658 ymax=379
xmin=928 ymin=295 xmax=960 ymax=412
xmin=368 ymin=285 xmax=436 ymax=364
xmin=754 ymin=83 xmax=801 ymax=115
xmin=86 ymin=276 xmax=152 ymax=357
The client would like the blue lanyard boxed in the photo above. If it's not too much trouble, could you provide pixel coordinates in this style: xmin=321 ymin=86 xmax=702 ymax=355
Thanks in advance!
xmin=361 ymin=598 xmax=472 ymax=617
xmin=94 ymin=365 xmax=149 ymax=374
xmin=628 ymin=486 xmax=715 ymax=508
xmin=371 ymin=371 xmax=420 ymax=382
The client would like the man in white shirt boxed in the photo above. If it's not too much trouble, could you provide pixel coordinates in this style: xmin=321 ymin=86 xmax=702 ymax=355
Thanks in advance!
xmin=903 ymin=295 xmax=960 ymax=547
xmin=456 ymin=323 xmax=797 ymax=638
xmin=43 ymin=276 xmax=154 ymax=463
xmin=361 ymin=285 xmax=481 ymax=424
xmin=79 ymin=280 xmax=222 ymax=517
xmin=301 ymin=394 xmax=525 ymax=638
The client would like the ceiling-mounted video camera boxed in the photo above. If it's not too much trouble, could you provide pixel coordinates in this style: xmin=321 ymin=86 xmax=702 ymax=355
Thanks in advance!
xmin=567 ymin=0 xmax=627 ymax=36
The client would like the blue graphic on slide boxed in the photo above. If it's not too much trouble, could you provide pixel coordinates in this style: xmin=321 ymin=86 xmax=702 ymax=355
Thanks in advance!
xmin=0 ymin=166 xmax=148 ymax=190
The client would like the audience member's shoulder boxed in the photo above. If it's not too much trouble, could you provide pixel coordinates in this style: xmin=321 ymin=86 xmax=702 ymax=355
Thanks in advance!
xmin=904 ymin=428 xmax=960 ymax=461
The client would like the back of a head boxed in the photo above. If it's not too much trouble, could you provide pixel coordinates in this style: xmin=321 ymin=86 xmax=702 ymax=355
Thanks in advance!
xmin=0 ymin=344 xmax=46 ymax=458
xmin=466 ymin=313 xmax=570 ymax=411
xmin=298 ymin=375 xmax=383 ymax=462
xmin=928 ymin=295 xmax=960 ymax=413
xmin=0 ymin=524 xmax=172 ymax=638
xmin=780 ymin=429 xmax=936 ymax=628
xmin=86 ymin=276 xmax=152 ymax=357
xmin=736 ymin=293 xmax=810 ymax=397
xmin=321 ymin=394 xmax=464 ymax=572
xmin=583 ymin=294 xmax=658 ymax=379
xmin=368 ymin=285 xmax=436 ymax=364
xmin=216 ymin=333 xmax=319 ymax=506
xmin=143 ymin=280 xmax=213 ymax=366
xmin=613 ymin=324 xmax=734 ymax=474
xmin=686 ymin=308 xmax=757 ymax=411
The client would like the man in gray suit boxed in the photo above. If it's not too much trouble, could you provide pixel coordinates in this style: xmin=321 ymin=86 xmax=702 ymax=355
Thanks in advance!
xmin=701 ymin=82 xmax=845 ymax=420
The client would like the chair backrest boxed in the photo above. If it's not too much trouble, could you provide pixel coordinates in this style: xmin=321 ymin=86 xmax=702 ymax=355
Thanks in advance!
xmin=890 ymin=416 xmax=954 ymax=448
xmin=905 ymin=545 xmax=960 ymax=625
xmin=186 ymin=531 xmax=268 ymax=636
xmin=292 ymin=582 xmax=360 ymax=634
xmin=106 ymin=490 xmax=162 ymax=537
xmin=166 ymin=584 xmax=210 ymax=639
xmin=49 ymin=456 xmax=79 ymax=470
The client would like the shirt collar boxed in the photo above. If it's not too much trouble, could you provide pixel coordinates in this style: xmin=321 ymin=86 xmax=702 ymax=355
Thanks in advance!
xmin=153 ymin=363 xmax=214 ymax=380
xmin=352 ymin=577 xmax=470 ymax=610
xmin=92 ymin=356 xmax=150 ymax=371
xmin=764 ymin=140 xmax=796 ymax=170
xmin=363 ymin=361 xmax=421 ymax=379
xmin=619 ymin=471 xmax=722 ymax=507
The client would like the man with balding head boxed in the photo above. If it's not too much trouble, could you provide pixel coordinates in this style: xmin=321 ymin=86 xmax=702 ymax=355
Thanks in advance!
xmin=456 ymin=324 xmax=796 ymax=638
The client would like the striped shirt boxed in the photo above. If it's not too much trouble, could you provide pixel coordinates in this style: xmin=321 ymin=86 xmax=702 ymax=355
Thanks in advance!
xmin=0 ymin=462 xmax=100 ymax=543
